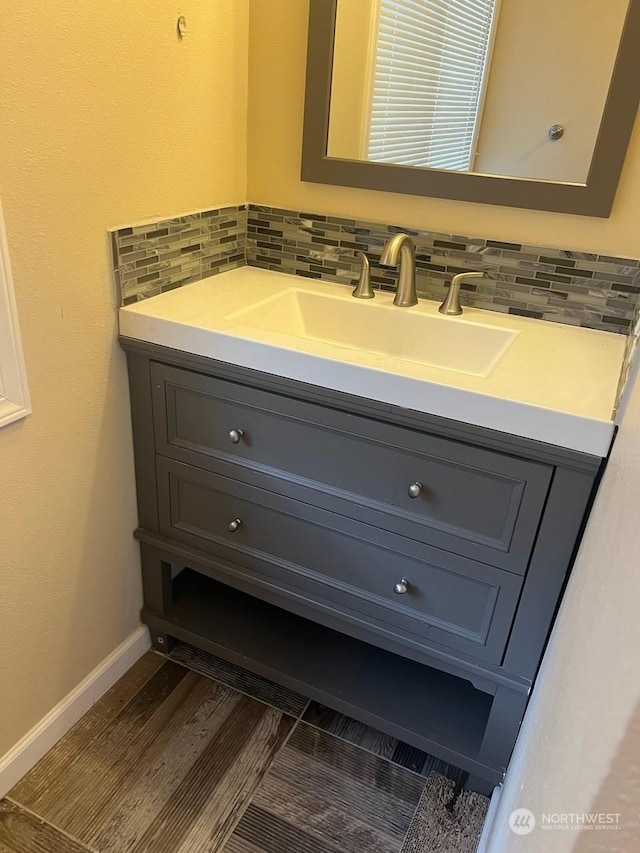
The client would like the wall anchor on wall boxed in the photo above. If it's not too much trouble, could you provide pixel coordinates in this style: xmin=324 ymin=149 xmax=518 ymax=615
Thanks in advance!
xmin=177 ymin=16 xmax=187 ymax=39
xmin=548 ymin=124 xmax=565 ymax=140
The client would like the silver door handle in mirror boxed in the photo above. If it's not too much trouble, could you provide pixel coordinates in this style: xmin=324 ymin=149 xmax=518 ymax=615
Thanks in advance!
xmin=408 ymin=482 xmax=422 ymax=499
xmin=394 ymin=579 xmax=409 ymax=595
xmin=227 ymin=518 xmax=242 ymax=532
xmin=228 ymin=429 xmax=244 ymax=444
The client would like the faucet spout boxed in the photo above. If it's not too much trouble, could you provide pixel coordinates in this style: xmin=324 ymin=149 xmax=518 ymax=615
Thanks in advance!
xmin=380 ymin=234 xmax=418 ymax=307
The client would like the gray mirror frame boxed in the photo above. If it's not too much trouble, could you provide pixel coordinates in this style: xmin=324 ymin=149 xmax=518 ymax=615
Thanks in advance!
xmin=302 ymin=0 xmax=640 ymax=218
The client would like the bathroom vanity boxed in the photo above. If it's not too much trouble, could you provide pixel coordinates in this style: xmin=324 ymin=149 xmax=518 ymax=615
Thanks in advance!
xmin=120 ymin=267 xmax=625 ymax=793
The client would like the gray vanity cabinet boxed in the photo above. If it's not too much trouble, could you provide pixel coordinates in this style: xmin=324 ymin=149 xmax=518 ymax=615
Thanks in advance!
xmin=122 ymin=338 xmax=605 ymax=793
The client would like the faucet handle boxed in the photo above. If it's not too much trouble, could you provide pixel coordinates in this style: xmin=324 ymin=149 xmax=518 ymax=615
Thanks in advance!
xmin=352 ymin=251 xmax=374 ymax=299
xmin=439 ymin=271 xmax=485 ymax=316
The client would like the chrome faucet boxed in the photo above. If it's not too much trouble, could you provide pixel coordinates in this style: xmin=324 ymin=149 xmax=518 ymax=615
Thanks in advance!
xmin=439 ymin=271 xmax=485 ymax=316
xmin=379 ymin=234 xmax=418 ymax=307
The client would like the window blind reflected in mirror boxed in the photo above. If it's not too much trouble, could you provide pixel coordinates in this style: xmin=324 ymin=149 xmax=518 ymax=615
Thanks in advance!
xmin=367 ymin=0 xmax=499 ymax=171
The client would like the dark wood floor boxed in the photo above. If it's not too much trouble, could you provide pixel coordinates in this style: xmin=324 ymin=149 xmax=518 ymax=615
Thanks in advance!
xmin=1 ymin=643 xmax=467 ymax=853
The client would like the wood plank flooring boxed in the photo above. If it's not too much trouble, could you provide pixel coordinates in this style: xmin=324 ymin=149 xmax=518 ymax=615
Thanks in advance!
xmin=228 ymin=724 xmax=424 ymax=853
xmin=0 ymin=802 xmax=90 ymax=853
xmin=2 ymin=643 xmax=466 ymax=853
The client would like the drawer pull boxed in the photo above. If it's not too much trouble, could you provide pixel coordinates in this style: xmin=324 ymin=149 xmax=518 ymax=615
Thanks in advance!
xmin=408 ymin=482 xmax=423 ymax=499
xmin=228 ymin=429 xmax=245 ymax=444
xmin=227 ymin=518 xmax=242 ymax=532
xmin=394 ymin=579 xmax=409 ymax=595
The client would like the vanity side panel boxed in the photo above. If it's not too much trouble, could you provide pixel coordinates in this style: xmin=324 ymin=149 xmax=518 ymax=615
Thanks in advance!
xmin=126 ymin=351 xmax=160 ymax=532
xmin=465 ymin=468 xmax=599 ymax=790
xmin=502 ymin=465 xmax=599 ymax=680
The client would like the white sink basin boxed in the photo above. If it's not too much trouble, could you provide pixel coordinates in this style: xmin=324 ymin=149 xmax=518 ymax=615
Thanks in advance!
xmin=226 ymin=288 xmax=519 ymax=377
xmin=119 ymin=266 xmax=626 ymax=454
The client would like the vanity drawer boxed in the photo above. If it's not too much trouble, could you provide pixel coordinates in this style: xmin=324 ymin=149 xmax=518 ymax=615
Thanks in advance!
xmin=157 ymin=457 xmax=523 ymax=665
xmin=151 ymin=362 xmax=552 ymax=574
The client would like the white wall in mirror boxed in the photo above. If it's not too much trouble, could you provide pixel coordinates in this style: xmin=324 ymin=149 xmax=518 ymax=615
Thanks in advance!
xmin=328 ymin=0 xmax=629 ymax=183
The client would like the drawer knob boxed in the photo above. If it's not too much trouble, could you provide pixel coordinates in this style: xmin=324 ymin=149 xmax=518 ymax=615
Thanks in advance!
xmin=227 ymin=518 xmax=242 ymax=532
xmin=408 ymin=482 xmax=423 ymax=499
xmin=228 ymin=429 xmax=244 ymax=444
xmin=394 ymin=579 xmax=409 ymax=595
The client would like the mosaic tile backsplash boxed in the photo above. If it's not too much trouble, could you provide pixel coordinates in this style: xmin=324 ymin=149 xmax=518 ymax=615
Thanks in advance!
xmin=245 ymin=205 xmax=640 ymax=336
xmin=112 ymin=205 xmax=246 ymax=305
xmin=616 ymin=298 xmax=640 ymax=410
xmin=112 ymin=202 xmax=640 ymax=335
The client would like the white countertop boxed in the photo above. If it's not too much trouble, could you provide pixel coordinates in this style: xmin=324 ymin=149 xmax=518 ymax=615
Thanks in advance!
xmin=119 ymin=267 xmax=626 ymax=456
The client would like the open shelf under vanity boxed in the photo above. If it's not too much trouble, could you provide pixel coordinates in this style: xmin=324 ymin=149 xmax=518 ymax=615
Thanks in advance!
xmin=144 ymin=567 xmax=500 ymax=783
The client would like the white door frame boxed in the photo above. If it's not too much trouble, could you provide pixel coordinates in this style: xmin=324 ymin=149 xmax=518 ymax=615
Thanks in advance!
xmin=0 ymin=200 xmax=31 ymax=428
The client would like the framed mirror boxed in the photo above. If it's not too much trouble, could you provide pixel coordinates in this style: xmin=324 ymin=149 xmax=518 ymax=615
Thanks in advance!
xmin=302 ymin=0 xmax=640 ymax=217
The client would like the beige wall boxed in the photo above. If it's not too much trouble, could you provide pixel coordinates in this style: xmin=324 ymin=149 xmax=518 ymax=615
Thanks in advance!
xmin=247 ymin=0 xmax=640 ymax=257
xmin=575 ymin=698 xmax=640 ymax=851
xmin=0 ymin=0 xmax=248 ymax=757
xmin=476 ymin=0 xmax=628 ymax=181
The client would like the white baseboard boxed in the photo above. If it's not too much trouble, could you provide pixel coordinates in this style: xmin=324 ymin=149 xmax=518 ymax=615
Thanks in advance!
xmin=476 ymin=783 xmax=502 ymax=853
xmin=0 ymin=625 xmax=150 ymax=798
